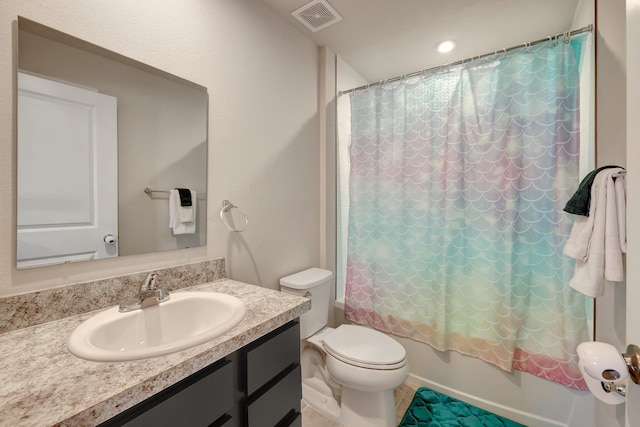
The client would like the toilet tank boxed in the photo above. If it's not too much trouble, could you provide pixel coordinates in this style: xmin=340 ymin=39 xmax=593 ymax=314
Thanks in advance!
xmin=280 ymin=268 xmax=333 ymax=339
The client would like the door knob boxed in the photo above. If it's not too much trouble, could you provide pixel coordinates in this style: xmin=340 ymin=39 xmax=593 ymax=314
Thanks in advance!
xmin=103 ymin=234 xmax=117 ymax=245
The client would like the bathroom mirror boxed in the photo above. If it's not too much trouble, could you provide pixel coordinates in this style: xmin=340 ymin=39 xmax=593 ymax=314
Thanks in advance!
xmin=16 ymin=17 xmax=207 ymax=269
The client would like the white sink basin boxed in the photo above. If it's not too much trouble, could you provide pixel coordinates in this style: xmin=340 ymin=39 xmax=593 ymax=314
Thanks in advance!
xmin=67 ymin=292 xmax=246 ymax=362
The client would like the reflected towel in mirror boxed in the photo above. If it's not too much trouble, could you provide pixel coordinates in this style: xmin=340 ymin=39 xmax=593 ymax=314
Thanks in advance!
xmin=169 ymin=189 xmax=196 ymax=235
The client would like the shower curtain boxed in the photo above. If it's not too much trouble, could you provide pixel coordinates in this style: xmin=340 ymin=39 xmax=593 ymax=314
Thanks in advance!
xmin=344 ymin=33 xmax=591 ymax=389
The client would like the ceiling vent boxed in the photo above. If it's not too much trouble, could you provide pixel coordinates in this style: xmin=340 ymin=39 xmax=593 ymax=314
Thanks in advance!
xmin=292 ymin=0 xmax=343 ymax=32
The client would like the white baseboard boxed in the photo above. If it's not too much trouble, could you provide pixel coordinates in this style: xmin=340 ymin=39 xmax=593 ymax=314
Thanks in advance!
xmin=405 ymin=373 xmax=569 ymax=427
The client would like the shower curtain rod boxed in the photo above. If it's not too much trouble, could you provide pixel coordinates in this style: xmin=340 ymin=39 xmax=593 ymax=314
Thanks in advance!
xmin=338 ymin=24 xmax=593 ymax=96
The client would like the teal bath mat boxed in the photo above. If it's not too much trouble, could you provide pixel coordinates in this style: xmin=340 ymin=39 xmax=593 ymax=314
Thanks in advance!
xmin=399 ymin=388 xmax=526 ymax=427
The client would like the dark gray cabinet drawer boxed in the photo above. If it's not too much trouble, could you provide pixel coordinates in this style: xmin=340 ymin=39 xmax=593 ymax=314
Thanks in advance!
xmin=102 ymin=359 xmax=233 ymax=427
xmin=246 ymin=322 xmax=300 ymax=395
xmin=247 ymin=365 xmax=301 ymax=427
xmin=286 ymin=412 xmax=302 ymax=427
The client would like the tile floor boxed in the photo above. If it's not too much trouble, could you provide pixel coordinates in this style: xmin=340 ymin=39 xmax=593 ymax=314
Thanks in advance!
xmin=301 ymin=381 xmax=419 ymax=427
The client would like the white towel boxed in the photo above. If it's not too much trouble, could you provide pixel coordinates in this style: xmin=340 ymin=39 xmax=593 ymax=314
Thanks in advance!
xmin=564 ymin=168 xmax=625 ymax=297
xmin=169 ymin=189 xmax=196 ymax=235
xmin=615 ymin=173 xmax=627 ymax=253
xmin=563 ymin=211 xmax=594 ymax=262
xmin=603 ymin=174 xmax=623 ymax=282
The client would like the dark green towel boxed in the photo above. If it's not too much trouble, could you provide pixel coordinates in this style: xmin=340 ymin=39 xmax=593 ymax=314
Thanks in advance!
xmin=563 ymin=165 xmax=621 ymax=216
xmin=399 ymin=387 xmax=526 ymax=427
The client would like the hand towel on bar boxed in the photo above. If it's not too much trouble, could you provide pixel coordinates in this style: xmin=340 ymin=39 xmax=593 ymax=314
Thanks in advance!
xmin=563 ymin=165 xmax=620 ymax=216
xmin=169 ymin=189 xmax=196 ymax=235
xmin=564 ymin=168 xmax=625 ymax=298
xmin=175 ymin=188 xmax=195 ymax=223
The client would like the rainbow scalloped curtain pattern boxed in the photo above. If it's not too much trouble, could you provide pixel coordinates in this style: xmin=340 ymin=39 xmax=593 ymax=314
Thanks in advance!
xmin=345 ymin=34 xmax=591 ymax=389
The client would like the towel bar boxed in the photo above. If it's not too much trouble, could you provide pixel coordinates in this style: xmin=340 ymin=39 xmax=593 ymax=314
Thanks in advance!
xmin=144 ymin=187 xmax=205 ymax=197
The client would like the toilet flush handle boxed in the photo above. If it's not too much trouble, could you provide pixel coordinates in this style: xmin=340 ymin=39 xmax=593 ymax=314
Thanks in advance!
xmin=304 ymin=291 xmax=312 ymax=298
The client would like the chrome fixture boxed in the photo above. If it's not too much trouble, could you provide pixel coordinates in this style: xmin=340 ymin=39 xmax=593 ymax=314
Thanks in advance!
xmin=601 ymin=381 xmax=627 ymax=397
xmin=219 ymin=200 xmax=249 ymax=232
xmin=144 ymin=187 xmax=205 ymax=197
xmin=623 ymin=344 xmax=640 ymax=385
xmin=577 ymin=342 xmax=640 ymax=401
xmin=118 ymin=272 xmax=170 ymax=312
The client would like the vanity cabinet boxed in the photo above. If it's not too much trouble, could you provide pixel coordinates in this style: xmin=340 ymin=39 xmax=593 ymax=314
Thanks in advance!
xmin=99 ymin=357 xmax=235 ymax=427
xmin=243 ymin=320 xmax=302 ymax=427
xmin=100 ymin=320 xmax=301 ymax=427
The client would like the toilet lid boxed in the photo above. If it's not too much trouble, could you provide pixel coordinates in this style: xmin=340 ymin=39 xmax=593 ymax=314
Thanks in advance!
xmin=322 ymin=325 xmax=406 ymax=369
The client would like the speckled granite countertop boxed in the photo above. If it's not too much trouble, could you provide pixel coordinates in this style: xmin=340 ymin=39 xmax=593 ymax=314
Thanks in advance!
xmin=0 ymin=279 xmax=310 ymax=427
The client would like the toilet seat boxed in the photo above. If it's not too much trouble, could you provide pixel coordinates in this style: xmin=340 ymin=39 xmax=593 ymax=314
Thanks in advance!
xmin=322 ymin=325 xmax=406 ymax=370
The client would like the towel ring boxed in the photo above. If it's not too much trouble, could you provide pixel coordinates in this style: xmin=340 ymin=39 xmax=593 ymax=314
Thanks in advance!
xmin=219 ymin=200 xmax=249 ymax=232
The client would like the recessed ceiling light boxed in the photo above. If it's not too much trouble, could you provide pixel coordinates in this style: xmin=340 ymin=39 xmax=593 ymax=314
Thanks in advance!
xmin=437 ymin=40 xmax=456 ymax=53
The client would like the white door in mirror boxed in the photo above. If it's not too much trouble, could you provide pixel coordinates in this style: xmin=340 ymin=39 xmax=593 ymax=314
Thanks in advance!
xmin=17 ymin=73 xmax=118 ymax=268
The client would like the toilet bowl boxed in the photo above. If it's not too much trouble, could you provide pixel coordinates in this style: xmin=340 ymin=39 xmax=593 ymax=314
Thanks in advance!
xmin=280 ymin=268 xmax=409 ymax=427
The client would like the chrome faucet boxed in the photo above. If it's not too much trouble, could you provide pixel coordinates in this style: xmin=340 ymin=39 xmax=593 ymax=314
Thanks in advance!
xmin=119 ymin=272 xmax=170 ymax=312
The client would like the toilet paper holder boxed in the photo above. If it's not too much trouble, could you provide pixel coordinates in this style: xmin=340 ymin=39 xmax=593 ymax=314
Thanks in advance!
xmin=577 ymin=342 xmax=640 ymax=400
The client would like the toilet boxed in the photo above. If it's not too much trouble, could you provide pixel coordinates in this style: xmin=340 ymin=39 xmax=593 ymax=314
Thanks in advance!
xmin=280 ymin=268 xmax=409 ymax=427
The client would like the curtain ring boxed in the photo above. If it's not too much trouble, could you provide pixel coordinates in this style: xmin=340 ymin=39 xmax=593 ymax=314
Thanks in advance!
xmin=525 ymin=42 xmax=532 ymax=54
